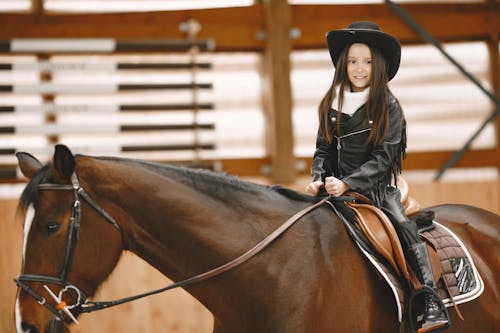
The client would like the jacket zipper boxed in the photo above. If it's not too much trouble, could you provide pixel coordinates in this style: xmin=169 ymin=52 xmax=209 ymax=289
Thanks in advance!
xmin=336 ymin=136 xmax=342 ymax=176
xmin=335 ymin=128 xmax=371 ymax=177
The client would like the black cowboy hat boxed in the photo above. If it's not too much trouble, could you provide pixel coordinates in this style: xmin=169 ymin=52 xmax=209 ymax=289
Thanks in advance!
xmin=326 ymin=21 xmax=401 ymax=81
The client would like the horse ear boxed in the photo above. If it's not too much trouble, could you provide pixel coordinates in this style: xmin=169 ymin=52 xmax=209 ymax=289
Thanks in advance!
xmin=16 ymin=152 xmax=43 ymax=180
xmin=53 ymin=144 xmax=75 ymax=180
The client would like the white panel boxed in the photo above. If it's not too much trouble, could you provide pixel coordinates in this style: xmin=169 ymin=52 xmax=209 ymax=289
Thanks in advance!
xmin=11 ymin=39 xmax=116 ymax=53
xmin=12 ymin=83 xmax=118 ymax=94
xmin=16 ymin=124 xmax=120 ymax=135
xmin=15 ymin=104 xmax=120 ymax=113
xmin=12 ymin=62 xmax=117 ymax=72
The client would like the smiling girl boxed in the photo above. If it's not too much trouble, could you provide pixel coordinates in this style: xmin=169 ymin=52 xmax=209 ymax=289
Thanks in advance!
xmin=305 ymin=21 xmax=449 ymax=332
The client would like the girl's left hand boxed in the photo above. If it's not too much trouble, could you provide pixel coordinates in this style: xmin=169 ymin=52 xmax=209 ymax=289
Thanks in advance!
xmin=325 ymin=176 xmax=349 ymax=197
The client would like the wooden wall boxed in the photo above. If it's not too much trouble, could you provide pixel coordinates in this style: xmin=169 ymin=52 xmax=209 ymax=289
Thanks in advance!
xmin=0 ymin=200 xmax=22 ymax=333
xmin=1 ymin=179 xmax=499 ymax=332
xmin=406 ymin=180 xmax=500 ymax=214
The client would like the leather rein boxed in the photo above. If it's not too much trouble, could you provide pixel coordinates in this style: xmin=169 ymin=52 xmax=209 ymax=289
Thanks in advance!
xmin=15 ymin=172 xmax=329 ymax=325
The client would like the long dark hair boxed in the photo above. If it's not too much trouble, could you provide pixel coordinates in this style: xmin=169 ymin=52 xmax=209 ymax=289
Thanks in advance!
xmin=318 ymin=44 xmax=389 ymax=144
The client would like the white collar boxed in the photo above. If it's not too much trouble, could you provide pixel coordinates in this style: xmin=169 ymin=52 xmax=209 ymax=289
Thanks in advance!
xmin=332 ymin=86 xmax=370 ymax=116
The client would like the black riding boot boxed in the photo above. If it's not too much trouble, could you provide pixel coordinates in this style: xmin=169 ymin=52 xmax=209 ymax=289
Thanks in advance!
xmin=383 ymin=188 xmax=449 ymax=332
xmin=409 ymin=243 xmax=449 ymax=332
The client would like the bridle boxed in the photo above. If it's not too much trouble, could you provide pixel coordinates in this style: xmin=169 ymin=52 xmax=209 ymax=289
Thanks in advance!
xmin=15 ymin=171 xmax=329 ymax=325
xmin=15 ymin=172 xmax=120 ymax=324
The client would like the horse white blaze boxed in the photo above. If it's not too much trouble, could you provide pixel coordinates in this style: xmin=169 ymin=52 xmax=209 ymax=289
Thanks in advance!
xmin=16 ymin=204 xmax=35 ymax=332
xmin=15 ymin=298 xmax=28 ymax=333
xmin=22 ymin=205 xmax=35 ymax=261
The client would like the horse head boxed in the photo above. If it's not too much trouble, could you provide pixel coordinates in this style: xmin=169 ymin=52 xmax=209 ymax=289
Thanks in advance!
xmin=15 ymin=145 xmax=123 ymax=333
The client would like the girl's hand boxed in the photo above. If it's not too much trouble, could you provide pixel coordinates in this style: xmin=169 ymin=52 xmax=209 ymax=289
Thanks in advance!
xmin=325 ymin=176 xmax=350 ymax=197
xmin=305 ymin=181 xmax=324 ymax=196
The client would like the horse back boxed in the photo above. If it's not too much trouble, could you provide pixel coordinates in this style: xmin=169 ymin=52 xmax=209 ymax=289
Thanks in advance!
xmin=430 ymin=203 xmax=500 ymax=262
xmin=430 ymin=204 xmax=500 ymax=332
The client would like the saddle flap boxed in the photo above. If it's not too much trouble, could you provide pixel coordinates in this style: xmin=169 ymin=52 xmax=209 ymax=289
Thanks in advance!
xmin=347 ymin=202 xmax=410 ymax=281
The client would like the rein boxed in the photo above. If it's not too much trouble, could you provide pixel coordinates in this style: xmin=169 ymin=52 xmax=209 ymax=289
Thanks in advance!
xmin=15 ymin=172 xmax=329 ymax=324
xmin=82 ymin=195 xmax=330 ymax=314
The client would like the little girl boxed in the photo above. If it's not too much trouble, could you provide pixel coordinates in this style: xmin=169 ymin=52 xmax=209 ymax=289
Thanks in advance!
xmin=306 ymin=21 xmax=449 ymax=332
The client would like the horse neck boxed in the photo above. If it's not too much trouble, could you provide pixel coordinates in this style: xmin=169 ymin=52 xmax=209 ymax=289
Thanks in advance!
xmin=78 ymin=157 xmax=282 ymax=292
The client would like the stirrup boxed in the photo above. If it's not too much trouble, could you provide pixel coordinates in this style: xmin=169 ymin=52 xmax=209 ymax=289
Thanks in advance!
xmin=422 ymin=294 xmax=448 ymax=327
xmin=407 ymin=286 xmax=450 ymax=333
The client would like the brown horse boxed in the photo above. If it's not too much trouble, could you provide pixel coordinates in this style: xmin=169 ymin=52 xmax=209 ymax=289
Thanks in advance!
xmin=14 ymin=145 xmax=500 ymax=333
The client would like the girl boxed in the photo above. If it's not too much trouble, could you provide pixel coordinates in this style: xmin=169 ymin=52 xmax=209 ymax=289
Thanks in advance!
xmin=305 ymin=21 xmax=449 ymax=332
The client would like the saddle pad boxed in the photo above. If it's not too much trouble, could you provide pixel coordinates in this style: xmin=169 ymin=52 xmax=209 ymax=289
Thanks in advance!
xmin=343 ymin=217 xmax=484 ymax=322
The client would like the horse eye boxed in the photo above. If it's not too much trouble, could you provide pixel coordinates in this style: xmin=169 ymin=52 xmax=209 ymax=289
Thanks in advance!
xmin=46 ymin=223 xmax=61 ymax=236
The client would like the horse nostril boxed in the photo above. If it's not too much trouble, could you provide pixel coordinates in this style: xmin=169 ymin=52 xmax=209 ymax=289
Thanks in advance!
xmin=47 ymin=316 xmax=65 ymax=333
xmin=21 ymin=321 xmax=39 ymax=333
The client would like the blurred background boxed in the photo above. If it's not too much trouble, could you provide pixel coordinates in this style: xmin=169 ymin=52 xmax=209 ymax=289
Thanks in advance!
xmin=0 ymin=0 xmax=498 ymax=332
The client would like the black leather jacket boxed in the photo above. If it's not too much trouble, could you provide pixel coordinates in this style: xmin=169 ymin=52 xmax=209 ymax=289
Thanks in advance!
xmin=311 ymin=91 xmax=406 ymax=206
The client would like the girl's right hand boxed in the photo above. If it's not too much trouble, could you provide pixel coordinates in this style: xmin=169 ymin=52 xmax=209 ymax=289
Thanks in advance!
xmin=305 ymin=181 xmax=324 ymax=196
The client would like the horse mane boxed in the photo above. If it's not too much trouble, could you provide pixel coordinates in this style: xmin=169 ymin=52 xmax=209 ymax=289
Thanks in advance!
xmin=94 ymin=156 xmax=270 ymax=199
xmin=118 ymin=157 xmax=319 ymax=204
xmin=120 ymin=158 xmax=321 ymax=204
xmin=271 ymin=185 xmax=321 ymax=203
xmin=17 ymin=154 xmax=318 ymax=215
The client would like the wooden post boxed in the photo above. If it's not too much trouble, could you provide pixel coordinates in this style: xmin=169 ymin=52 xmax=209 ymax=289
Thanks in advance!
xmin=31 ymin=0 xmax=44 ymax=21
xmin=488 ymin=33 xmax=500 ymax=152
xmin=37 ymin=54 xmax=58 ymax=146
xmin=486 ymin=0 xmax=499 ymax=176
xmin=261 ymin=0 xmax=296 ymax=184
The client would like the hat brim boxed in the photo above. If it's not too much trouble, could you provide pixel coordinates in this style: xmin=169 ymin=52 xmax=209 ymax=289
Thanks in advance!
xmin=326 ymin=28 xmax=401 ymax=81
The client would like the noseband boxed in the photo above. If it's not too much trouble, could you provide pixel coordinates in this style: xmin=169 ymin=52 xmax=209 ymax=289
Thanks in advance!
xmin=15 ymin=171 xmax=329 ymax=325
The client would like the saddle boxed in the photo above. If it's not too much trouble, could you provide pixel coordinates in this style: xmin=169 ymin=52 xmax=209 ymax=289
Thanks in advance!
xmin=330 ymin=179 xmax=484 ymax=323
xmin=347 ymin=199 xmax=411 ymax=280
xmin=344 ymin=178 xmax=431 ymax=289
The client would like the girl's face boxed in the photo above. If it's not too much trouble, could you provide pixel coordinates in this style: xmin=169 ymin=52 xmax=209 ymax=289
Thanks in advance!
xmin=347 ymin=43 xmax=372 ymax=92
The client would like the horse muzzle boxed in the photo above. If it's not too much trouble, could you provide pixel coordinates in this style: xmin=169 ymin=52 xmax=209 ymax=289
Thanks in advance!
xmin=19 ymin=315 xmax=68 ymax=333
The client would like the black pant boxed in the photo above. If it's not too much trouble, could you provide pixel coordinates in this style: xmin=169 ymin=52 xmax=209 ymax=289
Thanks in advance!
xmin=381 ymin=186 xmax=420 ymax=253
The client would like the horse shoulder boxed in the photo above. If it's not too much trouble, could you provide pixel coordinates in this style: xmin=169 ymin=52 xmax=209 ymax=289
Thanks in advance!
xmin=296 ymin=207 xmax=399 ymax=332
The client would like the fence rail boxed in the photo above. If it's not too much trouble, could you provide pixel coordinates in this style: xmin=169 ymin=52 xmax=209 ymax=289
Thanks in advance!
xmin=0 ymin=38 xmax=215 ymax=53
xmin=0 ymin=37 xmax=216 ymax=182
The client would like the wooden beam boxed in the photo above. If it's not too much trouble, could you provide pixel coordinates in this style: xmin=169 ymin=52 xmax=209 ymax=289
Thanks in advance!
xmin=220 ymin=148 xmax=500 ymax=177
xmin=0 ymin=6 xmax=265 ymax=51
xmin=291 ymin=3 xmax=499 ymax=49
xmin=403 ymin=148 xmax=500 ymax=170
xmin=0 ymin=4 xmax=497 ymax=51
xmin=1 ymin=148 xmax=499 ymax=183
xmin=261 ymin=0 xmax=295 ymax=184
